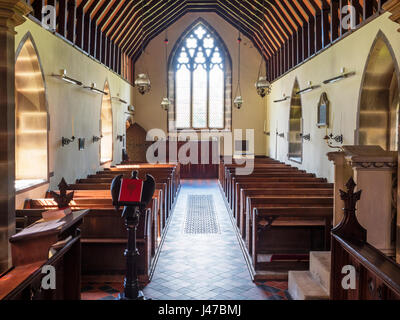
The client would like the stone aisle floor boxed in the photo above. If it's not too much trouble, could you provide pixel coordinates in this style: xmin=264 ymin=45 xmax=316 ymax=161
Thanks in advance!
xmin=81 ymin=179 xmax=290 ymax=300
xmin=141 ymin=179 xmax=290 ymax=300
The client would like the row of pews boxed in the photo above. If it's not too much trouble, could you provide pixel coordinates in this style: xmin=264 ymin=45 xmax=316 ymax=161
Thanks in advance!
xmin=16 ymin=163 xmax=180 ymax=286
xmin=219 ymin=156 xmax=334 ymax=280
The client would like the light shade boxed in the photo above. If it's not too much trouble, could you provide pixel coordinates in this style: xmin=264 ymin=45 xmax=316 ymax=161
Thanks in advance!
xmin=233 ymin=96 xmax=243 ymax=109
xmin=135 ymin=73 xmax=151 ymax=95
xmin=161 ymin=97 xmax=171 ymax=111
xmin=255 ymin=76 xmax=272 ymax=98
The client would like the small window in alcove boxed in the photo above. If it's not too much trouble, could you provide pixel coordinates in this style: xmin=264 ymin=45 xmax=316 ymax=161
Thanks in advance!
xmin=100 ymin=82 xmax=113 ymax=163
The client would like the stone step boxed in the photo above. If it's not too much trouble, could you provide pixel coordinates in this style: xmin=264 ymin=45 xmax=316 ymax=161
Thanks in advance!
xmin=310 ymin=251 xmax=331 ymax=293
xmin=288 ymin=271 xmax=329 ymax=300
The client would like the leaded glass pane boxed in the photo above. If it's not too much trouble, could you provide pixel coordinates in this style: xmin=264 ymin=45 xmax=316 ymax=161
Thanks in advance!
xmin=209 ymin=65 xmax=224 ymax=128
xmin=192 ymin=64 xmax=207 ymax=128
xmin=176 ymin=65 xmax=191 ymax=128
xmin=174 ymin=23 xmax=226 ymax=130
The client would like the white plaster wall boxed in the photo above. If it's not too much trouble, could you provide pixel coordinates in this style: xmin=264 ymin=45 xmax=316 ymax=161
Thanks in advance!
xmin=266 ymin=13 xmax=400 ymax=182
xmin=14 ymin=19 xmax=134 ymax=208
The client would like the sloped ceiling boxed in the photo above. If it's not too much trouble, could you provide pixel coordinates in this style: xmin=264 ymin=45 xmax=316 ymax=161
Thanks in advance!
xmin=28 ymin=0 xmax=386 ymax=81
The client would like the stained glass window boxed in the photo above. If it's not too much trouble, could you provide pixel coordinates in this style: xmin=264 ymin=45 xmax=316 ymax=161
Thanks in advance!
xmin=174 ymin=24 xmax=226 ymax=129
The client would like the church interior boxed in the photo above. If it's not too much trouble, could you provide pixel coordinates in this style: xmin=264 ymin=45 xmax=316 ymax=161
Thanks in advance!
xmin=1 ymin=0 xmax=400 ymax=302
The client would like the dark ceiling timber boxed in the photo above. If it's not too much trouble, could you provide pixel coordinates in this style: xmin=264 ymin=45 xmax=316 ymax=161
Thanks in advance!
xmin=27 ymin=0 xmax=388 ymax=84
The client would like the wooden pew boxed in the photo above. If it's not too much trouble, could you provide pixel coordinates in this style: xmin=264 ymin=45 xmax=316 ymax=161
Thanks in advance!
xmin=245 ymin=195 xmax=333 ymax=252
xmin=19 ymin=163 xmax=180 ymax=287
xmin=237 ymin=186 xmax=333 ymax=233
xmin=15 ymin=207 xmax=153 ymax=285
xmin=250 ymin=207 xmax=332 ymax=280
xmin=229 ymin=176 xmax=327 ymax=214
xmin=219 ymin=157 xmax=334 ymax=280
xmin=38 ymin=188 xmax=164 ymax=258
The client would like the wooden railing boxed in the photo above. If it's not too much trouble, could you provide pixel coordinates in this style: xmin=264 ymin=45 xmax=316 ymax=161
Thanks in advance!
xmin=331 ymin=178 xmax=400 ymax=300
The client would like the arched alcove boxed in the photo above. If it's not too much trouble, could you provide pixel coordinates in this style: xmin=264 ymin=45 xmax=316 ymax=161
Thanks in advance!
xmin=358 ymin=32 xmax=400 ymax=151
xmin=288 ymin=79 xmax=303 ymax=163
xmin=15 ymin=34 xmax=48 ymax=191
xmin=100 ymin=81 xmax=113 ymax=163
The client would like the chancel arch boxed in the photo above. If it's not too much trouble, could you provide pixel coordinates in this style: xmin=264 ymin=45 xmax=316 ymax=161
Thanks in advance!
xmin=15 ymin=33 xmax=49 ymax=192
xmin=100 ymin=81 xmax=113 ymax=164
xmin=357 ymin=31 xmax=400 ymax=151
xmin=288 ymin=79 xmax=303 ymax=163
xmin=167 ymin=19 xmax=232 ymax=132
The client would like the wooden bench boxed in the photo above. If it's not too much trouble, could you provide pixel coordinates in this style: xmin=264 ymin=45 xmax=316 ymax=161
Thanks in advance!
xmin=18 ymin=164 xmax=180 ymax=286
xmin=237 ymin=187 xmax=333 ymax=235
xmin=251 ymin=207 xmax=332 ymax=280
xmin=219 ymin=157 xmax=334 ymax=281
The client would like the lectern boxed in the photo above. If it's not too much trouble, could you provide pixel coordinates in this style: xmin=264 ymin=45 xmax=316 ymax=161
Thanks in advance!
xmin=111 ymin=170 xmax=155 ymax=300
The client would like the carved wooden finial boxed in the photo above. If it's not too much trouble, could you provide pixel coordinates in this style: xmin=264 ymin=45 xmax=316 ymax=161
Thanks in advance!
xmin=332 ymin=177 xmax=367 ymax=243
xmin=50 ymin=178 xmax=74 ymax=209
xmin=340 ymin=177 xmax=362 ymax=213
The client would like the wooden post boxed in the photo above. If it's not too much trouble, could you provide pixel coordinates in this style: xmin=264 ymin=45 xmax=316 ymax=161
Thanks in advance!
xmin=302 ymin=24 xmax=309 ymax=60
xmin=309 ymin=16 xmax=315 ymax=55
xmin=331 ymin=0 xmax=340 ymax=42
xmin=96 ymin=27 xmax=102 ymax=62
xmin=315 ymin=9 xmax=322 ymax=51
xmin=83 ymin=12 xmax=91 ymax=53
xmin=90 ymin=20 xmax=97 ymax=57
xmin=75 ymin=3 xmax=84 ymax=48
xmin=66 ymin=0 xmax=76 ymax=43
xmin=0 ymin=0 xmax=32 ymax=274
xmin=57 ymin=0 xmax=67 ymax=37
xmin=32 ymin=0 xmax=44 ymax=21
xmin=322 ymin=5 xmax=330 ymax=48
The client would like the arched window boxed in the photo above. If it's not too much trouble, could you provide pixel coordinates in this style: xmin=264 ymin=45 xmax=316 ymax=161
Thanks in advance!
xmin=168 ymin=20 xmax=232 ymax=131
xmin=288 ymin=79 xmax=303 ymax=163
xmin=100 ymin=81 xmax=113 ymax=163
xmin=15 ymin=34 xmax=49 ymax=191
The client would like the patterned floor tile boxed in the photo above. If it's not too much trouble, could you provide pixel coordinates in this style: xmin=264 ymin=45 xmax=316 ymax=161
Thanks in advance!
xmin=81 ymin=180 xmax=291 ymax=300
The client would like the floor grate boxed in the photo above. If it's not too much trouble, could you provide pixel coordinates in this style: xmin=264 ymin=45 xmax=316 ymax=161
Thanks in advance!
xmin=184 ymin=195 xmax=220 ymax=234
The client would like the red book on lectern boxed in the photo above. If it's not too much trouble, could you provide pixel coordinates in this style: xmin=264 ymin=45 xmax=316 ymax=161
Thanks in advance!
xmin=118 ymin=179 xmax=144 ymax=203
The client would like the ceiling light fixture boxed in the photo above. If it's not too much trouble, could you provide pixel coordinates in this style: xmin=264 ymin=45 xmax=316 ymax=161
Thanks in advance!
xmin=134 ymin=0 xmax=151 ymax=95
xmin=233 ymin=30 xmax=243 ymax=109
xmin=255 ymin=0 xmax=271 ymax=98
xmin=161 ymin=29 xmax=171 ymax=111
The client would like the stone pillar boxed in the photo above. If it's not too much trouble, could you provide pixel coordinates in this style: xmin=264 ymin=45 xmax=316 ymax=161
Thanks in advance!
xmin=0 ymin=0 xmax=31 ymax=274
xmin=327 ymin=151 xmax=353 ymax=226
xmin=344 ymin=146 xmax=397 ymax=257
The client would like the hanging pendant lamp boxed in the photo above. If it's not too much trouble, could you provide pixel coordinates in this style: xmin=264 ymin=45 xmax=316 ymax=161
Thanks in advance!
xmin=255 ymin=75 xmax=272 ymax=98
xmin=135 ymin=0 xmax=151 ymax=95
xmin=233 ymin=33 xmax=243 ymax=109
xmin=255 ymin=0 xmax=271 ymax=98
xmin=161 ymin=32 xmax=171 ymax=111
